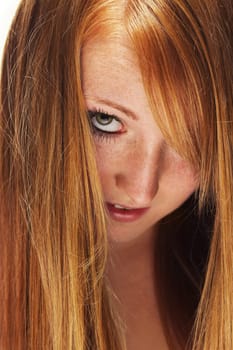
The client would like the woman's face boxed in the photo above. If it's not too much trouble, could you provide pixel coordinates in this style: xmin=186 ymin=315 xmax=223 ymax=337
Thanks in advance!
xmin=82 ymin=36 xmax=199 ymax=243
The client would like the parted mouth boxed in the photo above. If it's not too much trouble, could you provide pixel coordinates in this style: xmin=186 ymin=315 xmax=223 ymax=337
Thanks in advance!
xmin=107 ymin=202 xmax=149 ymax=210
xmin=105 ymin=202 xmax=150 ymax=222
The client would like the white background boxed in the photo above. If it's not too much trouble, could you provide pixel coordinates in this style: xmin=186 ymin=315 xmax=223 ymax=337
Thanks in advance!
xmin=0 ymin=1 xmax=21 ymax=64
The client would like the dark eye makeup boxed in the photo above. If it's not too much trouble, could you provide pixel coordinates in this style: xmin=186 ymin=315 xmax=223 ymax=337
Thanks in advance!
xmin=87 ymin=108 xmax=124 ymax=141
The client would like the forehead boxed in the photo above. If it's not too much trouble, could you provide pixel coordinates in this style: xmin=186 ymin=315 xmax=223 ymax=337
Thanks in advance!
xmin=81 ymin=37 xmax=149 ymax=111
xmin=82 ymin=37 xmax=139 ymax=80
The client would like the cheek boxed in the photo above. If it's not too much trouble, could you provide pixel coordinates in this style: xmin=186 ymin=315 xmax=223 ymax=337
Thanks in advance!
xmin=162 ymin=159 xmax=199 ymax=199
xmin=176 ymin=159 xmax=199 ymax=186
xmin=94 ymin=139 xmax=131 ymax=171
xmin=94 ymin=144 xmax=119 ymax=189
xmin=152 ymin=161 xmax=198 ymax=221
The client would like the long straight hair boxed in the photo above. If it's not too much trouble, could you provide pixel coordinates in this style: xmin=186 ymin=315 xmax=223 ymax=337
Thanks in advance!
xmin=124 ymin=1 xmax=233 ymax=348
xmin=0 ymin=1 xmax=125 ymax=349
xmin=0 ymin=0 xmax=233 ymax=349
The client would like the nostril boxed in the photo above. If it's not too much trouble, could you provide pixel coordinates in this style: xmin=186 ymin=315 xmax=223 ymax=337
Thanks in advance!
xmin=115 ymin=173 xmax=159 ymax=207
xmin=114 ymin=143 xmax=162 ymax=203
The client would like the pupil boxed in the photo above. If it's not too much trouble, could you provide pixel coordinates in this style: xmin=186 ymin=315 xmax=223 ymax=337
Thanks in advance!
xmin=97 ymin=113 xmax=112 ymax=125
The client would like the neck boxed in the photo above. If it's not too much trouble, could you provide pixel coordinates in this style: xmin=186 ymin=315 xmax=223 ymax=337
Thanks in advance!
xmin=106 ymin=225 xmax=169 ymax=350
xmin=106 ymin=225 xmax=157 ymax=301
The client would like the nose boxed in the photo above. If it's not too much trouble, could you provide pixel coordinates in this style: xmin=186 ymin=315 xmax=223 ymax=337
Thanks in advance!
xmin=115 ymin=138 xmax=163 ymax=207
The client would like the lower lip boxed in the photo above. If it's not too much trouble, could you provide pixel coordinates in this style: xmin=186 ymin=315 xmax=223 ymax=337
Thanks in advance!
xmin=106 ymin=203 xmax=149 ymax=223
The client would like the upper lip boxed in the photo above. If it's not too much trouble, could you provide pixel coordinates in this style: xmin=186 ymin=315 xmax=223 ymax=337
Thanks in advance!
xmin=107 ymin=202 xmax=149 ymax=210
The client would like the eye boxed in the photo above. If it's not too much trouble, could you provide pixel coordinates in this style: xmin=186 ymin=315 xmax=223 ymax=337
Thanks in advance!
xmin=88 ymin=110 xmax=123 ymax=133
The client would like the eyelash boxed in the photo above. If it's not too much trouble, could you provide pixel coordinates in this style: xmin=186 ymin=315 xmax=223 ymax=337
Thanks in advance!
xmin=87 ymin=108 xmax=123 ymax=142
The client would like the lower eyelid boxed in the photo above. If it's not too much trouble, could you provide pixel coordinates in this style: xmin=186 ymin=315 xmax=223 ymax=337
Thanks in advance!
xmin=92 ymin=128 xmax=119 ymax=143
xmin=94 ymin=126 xmax=119 ymax=134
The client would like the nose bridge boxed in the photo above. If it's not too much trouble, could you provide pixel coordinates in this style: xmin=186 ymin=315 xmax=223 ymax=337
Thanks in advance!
xmin=115 ymin=136 xmax=163 ymax=205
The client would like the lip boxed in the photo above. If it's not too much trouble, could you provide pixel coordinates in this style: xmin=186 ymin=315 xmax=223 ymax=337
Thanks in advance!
xmin=106 ymin=203 xmax=149 ymax=223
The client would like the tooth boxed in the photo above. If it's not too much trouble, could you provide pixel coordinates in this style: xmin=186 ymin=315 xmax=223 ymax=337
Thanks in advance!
xmin=114 ymin=204 xmax=131 ymax=210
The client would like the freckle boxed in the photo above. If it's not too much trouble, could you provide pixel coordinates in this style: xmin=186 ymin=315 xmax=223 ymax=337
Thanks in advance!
xmin=126 ymin=139 xmax=136 ymax=145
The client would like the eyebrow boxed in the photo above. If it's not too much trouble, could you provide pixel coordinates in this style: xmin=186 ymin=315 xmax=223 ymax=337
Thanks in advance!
xmin=87 ymin=97 xmax=138 ymax=121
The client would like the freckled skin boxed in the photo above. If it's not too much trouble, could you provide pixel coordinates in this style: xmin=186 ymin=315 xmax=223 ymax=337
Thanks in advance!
xmin=82 ymin=37 xmax=199 ymax=243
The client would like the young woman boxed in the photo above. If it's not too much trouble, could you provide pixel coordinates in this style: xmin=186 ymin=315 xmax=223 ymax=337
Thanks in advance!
xmin=0 ymin=0 xmax=232 ymax=349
